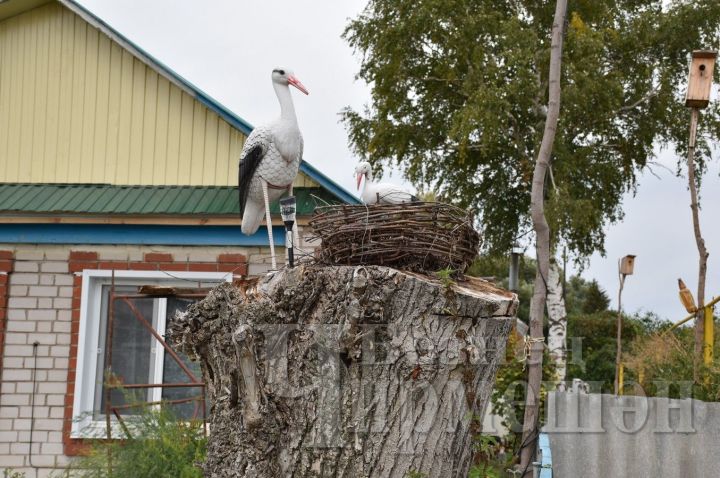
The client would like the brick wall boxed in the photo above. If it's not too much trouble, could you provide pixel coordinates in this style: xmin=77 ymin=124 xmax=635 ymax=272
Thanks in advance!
xmin=0 ymin=248 xmax=74 ymax=474
xmin=0 ymin=244 xmax=282 ymax=477
xmin=0 ymin=250 xmax=13 ymax=384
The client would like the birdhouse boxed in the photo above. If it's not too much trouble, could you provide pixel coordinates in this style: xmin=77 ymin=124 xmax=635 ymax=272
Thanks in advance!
xmin=619 ymin=255 xmax=636 ymax=276
xmin=685 ymin=50 xmax=717 ymax=109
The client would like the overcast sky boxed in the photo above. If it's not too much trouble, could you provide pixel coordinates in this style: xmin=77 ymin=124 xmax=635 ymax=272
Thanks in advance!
xmin=77 ymin=0 xmax=719 ymax=321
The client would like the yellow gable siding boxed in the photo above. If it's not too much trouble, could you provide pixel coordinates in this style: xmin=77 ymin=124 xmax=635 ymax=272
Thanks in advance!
xmin=0 ymin=2 xmax=259 ymax=186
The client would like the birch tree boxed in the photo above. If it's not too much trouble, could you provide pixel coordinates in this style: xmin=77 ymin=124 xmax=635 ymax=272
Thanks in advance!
xmin=547 ymin=260 xmax=568 ymax=383
xmin=342 ymin=0 xmax=720 ymax=260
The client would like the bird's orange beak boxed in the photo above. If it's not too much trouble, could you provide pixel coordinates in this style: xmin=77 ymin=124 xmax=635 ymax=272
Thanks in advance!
xmin=288 ymin=75 xmax=309 ymax=95
xmin=356 ymin=173 xmax=363 ymax=190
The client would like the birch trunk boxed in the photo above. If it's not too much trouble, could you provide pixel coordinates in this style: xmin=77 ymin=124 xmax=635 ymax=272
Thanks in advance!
xmin=168 ymin=265 xmax=516 ymax=478
xmin=519 ymin=1 xmax=567 ymax=475
xmin=547 ymin=260 xmax=567 ymax=384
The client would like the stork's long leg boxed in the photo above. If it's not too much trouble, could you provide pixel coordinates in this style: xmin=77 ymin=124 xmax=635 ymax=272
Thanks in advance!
xmin=293 ymin=225 xmax=301 ymax=258
xmin=262 ymin=179 xmax=277 ymax=270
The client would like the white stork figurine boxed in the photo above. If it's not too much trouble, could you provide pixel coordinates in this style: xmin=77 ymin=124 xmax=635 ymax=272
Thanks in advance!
xmin=354 ymin=161 xmax=418 ymax=204
xmin=239 ymin=68 xmax=308 ymax=270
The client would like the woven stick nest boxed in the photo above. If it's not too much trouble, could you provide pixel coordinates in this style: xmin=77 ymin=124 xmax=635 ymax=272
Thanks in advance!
xmin=309 ymin=202 xmax=480 ymax=273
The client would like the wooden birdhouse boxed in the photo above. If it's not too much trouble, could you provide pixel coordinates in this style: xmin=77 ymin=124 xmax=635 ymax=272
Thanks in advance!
xmin=619 ymin=255 xmax=636 ymax=276
xmin=685 ymin=50 xmax=717 ymax=109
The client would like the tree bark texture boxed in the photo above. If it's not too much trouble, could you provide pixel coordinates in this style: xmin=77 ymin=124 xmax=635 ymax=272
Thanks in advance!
xmin=547 ymin=260 xmax=567 ymax=383
xmin=168 ymin=265 xmax=516 ymax=478
xmin=687 ymin=107 xmax=709 ymax=374
xmin=520 ymin=1 xmax=567 ymax=475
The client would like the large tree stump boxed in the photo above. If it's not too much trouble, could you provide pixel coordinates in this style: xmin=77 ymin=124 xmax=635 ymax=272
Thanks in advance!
xmin=168 ymin=265 xmax=516 ymax=478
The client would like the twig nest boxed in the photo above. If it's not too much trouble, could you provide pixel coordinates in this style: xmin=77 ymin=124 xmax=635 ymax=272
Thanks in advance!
xmin=309 ymin=202 xmax=480 ymax=273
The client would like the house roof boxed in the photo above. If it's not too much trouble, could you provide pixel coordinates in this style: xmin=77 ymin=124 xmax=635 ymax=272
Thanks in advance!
xmin=55 ymin=0 xmax=360 ymax=205
xmin=55 ymin=0 xmax=256 ymax=136
xmin=0 ymin=183 xmax=338 ymax=216
xmin=0 ymin=0 xmax=359 ymax=204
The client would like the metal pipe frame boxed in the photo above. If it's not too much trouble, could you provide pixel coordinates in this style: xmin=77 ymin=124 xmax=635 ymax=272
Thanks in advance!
xmin=104 ymin=286 xmax=208 ymax=439
xmin=666 ymin=296 xmax=720 ymax=333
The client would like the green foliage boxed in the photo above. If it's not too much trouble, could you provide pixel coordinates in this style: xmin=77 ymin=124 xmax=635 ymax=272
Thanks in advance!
xmin=470 ymin=253 xmax=663 ymax=394
xmin=406 ymin=471 xmax=426 ymax=478
xmin=436 ymin=267 xmax=457 ymax=288
xmin=562 ymin=276 xmax=611 ymax=315
xmin=61 ymin=402 xmax=206 ymax=478
xmin=580 ymin=280 xmax=611 ymax=314
xmin=475 ymin=253 xmax=658 ymax=417
xmin=624 ymin=323 xmax=720 ymax=401
xmin=468 ymin=467 xmax=502 ymax=478
xmin=475 ymin=253 xmax=720 ymax=400
xmin=417 ymin=190 xmax=438 ymax=202
xmin=343 ymin=0 xmax=720 ymax=258
xmin=565 ymin=310 xmax=658 ymax=392
xmin=2 ymin=470 xmax=26 ymax=478
xmin=491 ymin=333 xmax=557 ymax=434
xmin=469 ymin=435 xmax=512 ymax=478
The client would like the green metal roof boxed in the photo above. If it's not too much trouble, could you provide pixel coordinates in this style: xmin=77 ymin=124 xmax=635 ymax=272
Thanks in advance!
xmin=0 ymin=184 xmax=338 ymax=216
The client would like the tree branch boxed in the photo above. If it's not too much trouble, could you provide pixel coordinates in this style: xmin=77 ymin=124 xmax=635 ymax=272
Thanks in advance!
xmin=417 ymin=76 xmax=463 ymax=83
xmin=507 ymin=111 xmax=532 ymax=163
xmin=617 ymin=88 xmax=659 ymax=113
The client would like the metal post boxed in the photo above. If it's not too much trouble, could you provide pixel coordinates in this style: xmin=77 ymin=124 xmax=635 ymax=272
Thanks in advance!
xmin=280 ymin=196 xmax=297 ymax=268
xmin=704 ymin=305 xmax=714 ymax=365
xmin=509 ymin=255 xmax=519 ymax=292
xmin=615 ymin=255 xmax=635 ymax=395
xmin=286 ymin=230 xmax=295 ymax=268
xmin=105 ymin=271 xmax=115 ymax=474
xmin=509 ymin=245 xmax=522 ymax=293
xmin=667 ymin=296 xmax=720 ymax=333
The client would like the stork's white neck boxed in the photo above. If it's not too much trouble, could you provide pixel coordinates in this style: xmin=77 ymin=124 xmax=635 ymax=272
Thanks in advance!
xmin=364 ymin=170 xmax=374 ymax=182
xmin=273 ymin=82 xmax=297 ymax=122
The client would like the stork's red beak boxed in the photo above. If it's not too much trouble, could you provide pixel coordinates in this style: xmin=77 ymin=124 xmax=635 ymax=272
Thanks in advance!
xmin=356 ymin=173 xmax=363 ymax=190
xmin=288 ymin=75 xmax=309 ymax=95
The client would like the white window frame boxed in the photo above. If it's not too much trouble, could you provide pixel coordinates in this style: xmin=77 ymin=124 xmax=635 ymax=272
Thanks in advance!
xmin=71 ymin=269 xmax=230 ymax=438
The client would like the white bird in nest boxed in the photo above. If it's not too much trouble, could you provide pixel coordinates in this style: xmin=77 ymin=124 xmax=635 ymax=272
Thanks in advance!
xmin=239 ymin=68 xmax=308 ymax=270
xmin=354 ymin=161 xmax=418 ymax=205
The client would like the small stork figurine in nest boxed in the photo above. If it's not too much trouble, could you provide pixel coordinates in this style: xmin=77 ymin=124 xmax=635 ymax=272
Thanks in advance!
xmin=354 ymin=161 xmax=418 ymax=204
xmin=239 ymin=68 xmax=308 ymax=270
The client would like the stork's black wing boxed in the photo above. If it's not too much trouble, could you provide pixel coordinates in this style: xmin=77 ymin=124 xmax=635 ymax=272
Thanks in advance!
xmin=238 ymin=144 xmax=264 ymax=218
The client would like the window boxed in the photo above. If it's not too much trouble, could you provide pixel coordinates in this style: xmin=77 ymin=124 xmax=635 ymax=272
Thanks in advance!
xmin=71 ymin=270 xmax=229 ymax=438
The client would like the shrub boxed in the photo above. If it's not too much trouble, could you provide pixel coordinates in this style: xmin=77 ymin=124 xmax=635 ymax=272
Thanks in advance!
xmin=469 ymin=435 xmax=512 ymax=477
xmin=60 ymin=401 xmax=206 ymax=478
xmin=624 ymin=326 xmax=720 ymax=401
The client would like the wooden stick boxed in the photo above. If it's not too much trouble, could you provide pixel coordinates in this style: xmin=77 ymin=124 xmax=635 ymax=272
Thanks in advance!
xmin=687 ymin=107 xmax=709 ymax=377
